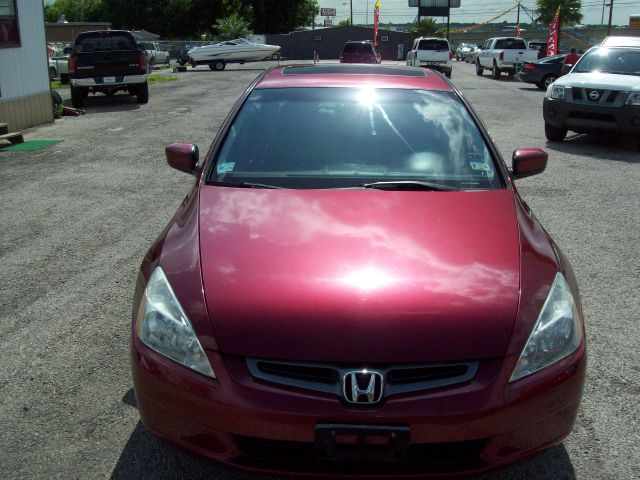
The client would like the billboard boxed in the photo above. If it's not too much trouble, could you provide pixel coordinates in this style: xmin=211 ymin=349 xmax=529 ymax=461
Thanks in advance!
xmin=320 ymin=8 xmax=337 ymax=16
xmin=409 ymin=0 xmax=461 ymax=7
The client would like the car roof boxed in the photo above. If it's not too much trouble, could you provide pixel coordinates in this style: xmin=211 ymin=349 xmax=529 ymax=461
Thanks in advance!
xmin=256 ymin=64 xmax=454 ymax=91
xmin=601 ymin=36 xmax=640 ymax=47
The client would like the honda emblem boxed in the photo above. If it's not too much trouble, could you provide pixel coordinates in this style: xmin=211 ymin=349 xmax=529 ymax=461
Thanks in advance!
xmin=342 ymin=370 xmax=384 ymax=404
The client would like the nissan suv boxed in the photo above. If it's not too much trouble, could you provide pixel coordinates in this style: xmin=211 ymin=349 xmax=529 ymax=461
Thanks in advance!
xmin=543 ymin=44 xmax=640 ymax=147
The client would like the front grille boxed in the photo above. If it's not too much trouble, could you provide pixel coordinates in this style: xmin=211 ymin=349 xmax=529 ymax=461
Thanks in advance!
xmin=234 ymin=435 xmax=487 ymax=474
xmin=568 ymin=111 xmax=616 ymax=123
xmin=247 ymin=358 xmax=479 ymax=401
xmin=570 ymin=88 xmax=622 ymax=106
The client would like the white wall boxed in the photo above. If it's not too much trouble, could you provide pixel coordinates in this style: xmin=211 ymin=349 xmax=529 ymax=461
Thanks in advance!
xmin=0 ymin=0 xmax=50 ymax=102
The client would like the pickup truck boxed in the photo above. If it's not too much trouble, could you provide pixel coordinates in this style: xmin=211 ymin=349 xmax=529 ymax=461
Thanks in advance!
xmin=476 ymin=37 xmax=539 ymax=79
xmin=139 ymin=41 xmax=170 ymax=66
xmin=48 ymin=56 xmax=70 ymax=84
xmin=406 ymin=37 xmax=452 ymax=78
xmin=67 ymin=30 xmax=149 ymax=108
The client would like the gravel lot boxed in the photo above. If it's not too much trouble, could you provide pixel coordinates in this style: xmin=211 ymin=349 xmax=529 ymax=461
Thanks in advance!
xmin=1 ymin=60 xmax=638 ymax=480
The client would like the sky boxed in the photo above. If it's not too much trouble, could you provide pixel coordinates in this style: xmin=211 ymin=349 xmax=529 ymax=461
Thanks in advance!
xmin=314 ymin=0 xmax=639 ymax=27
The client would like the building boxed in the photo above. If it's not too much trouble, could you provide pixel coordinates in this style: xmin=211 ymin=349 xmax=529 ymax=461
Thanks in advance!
xmin=1 ymin=0 xmax=53 ymax=132
xmin=45 ymin=21 xmax=112 ymax=43
xmin=267 ymin=26 xmax=413 ymax=61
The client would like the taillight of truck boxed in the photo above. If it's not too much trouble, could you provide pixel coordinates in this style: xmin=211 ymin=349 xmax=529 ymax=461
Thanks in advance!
xmin=68 ymin=57 xmax=76 ymax=74
xmin=499 ymin=52 xmax=504 ymax=61
xmin=139 ymin=52 xmax=148 ymax=72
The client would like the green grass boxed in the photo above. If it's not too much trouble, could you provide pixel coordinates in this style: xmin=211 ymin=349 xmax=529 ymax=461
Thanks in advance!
xmin=148 ymin=74 xmax=178 ymax=84
xmin=50 ymin=74 xmax=177 ymax=90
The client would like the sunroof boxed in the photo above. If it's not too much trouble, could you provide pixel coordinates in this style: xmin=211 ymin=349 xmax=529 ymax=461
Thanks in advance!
xmin=282 ymin=64 xmax=427 ymax=77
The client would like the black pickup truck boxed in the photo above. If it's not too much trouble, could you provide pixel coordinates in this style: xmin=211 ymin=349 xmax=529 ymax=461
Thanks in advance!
xmin=67 ymin=30 xmax=149 ymax=108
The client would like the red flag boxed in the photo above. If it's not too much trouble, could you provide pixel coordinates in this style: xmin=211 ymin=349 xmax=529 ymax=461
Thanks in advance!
xmin=515 ymin=24 xmax=521 ymax=38
xmin=374 ymin=1 xmax=381 ymax=47
xmin=546 ymin=7 xmax=560 ymax=56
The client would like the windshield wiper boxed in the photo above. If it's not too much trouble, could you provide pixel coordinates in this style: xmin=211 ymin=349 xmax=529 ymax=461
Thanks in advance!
xmin=359 ymin=180 xmax=458 ymax=191
xmin=214 ymin=181 xmax=283 ymax=189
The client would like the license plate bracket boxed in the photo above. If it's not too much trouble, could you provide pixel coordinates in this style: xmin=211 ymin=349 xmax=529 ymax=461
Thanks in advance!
xmin=315 ymin=424 xmax=410 ymax=463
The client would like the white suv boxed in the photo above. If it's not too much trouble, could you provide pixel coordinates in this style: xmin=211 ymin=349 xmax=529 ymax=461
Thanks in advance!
xmin=407 ymin=37 xmax=452 ymax=78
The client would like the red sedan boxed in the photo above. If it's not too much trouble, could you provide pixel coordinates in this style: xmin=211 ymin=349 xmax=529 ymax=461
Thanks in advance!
xmin=131 ymin=64 xmax=586 ymax=477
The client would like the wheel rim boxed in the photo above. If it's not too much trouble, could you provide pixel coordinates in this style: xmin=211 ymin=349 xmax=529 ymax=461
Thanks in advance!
xmin=544 ymin=76 xmax=557 ymax=88
xmin=216 ymin=62 xmax=224 ymax=70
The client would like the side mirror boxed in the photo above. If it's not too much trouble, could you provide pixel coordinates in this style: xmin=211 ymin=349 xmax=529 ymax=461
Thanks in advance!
xmin=165 ymin=143 xmax=199 ymax=175
xmin=63 ymin=47 xmax=72 ymax=55
xmin=511 ymin=148 xmax=548 ymax=179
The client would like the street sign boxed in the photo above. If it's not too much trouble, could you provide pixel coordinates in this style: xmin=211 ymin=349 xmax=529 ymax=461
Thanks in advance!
xmin=320 ymin=8 xmax=337 ymax=16
xmin=324 ymin=19 xmax=333 ymax=27
xmin=409 ymin=0 xmax=461 ymax=7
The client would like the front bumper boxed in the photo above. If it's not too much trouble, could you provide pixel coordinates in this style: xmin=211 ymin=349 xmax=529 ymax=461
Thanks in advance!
xmin=131 ymin=331 xmax=586 ymax=477
xmin=70 ymin=74 xmax=147 ymax=88
xmin=544 ymin=97 xmax=640 ymax=135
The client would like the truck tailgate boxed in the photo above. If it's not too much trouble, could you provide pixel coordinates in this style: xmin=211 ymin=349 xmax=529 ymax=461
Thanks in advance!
xmin=74 ymin=51 xmax=143 ymax=78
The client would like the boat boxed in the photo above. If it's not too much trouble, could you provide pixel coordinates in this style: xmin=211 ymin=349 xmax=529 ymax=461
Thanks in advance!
xmin=181 ymin=38 xmax=281 ymax=70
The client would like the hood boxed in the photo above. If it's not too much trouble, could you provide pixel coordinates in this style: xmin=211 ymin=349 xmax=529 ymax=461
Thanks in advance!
xmin=556 ymin=72 xmax=640 ymax=91
xmin=199 ymin=187 xmax=521 ymax=363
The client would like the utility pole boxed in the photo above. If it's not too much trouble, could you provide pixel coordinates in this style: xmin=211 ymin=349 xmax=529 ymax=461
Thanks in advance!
xmin=601 ymin=0 xmax=606 ymax=25
xmin=446 ymin=0 xmax=451 ymax=39
xmin=516 ymin=0 xmax=520 ymax=31
xmin=607 ymin=0 xmax=614 ymax=36
xmin=350 ymin=0 xmax=353 ymax=25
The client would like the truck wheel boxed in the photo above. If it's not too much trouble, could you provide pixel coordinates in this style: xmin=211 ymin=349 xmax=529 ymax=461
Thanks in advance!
xmin=60 ymin=74 xmax=70 ymax=85
xmin=70 ymin=86 xmax=85 ymax=108
xmin=475 ymin=62 xmax=483 ymax=76
xmin=49 ymin=66 xmax=57 ymax=80
xmin=492 ymin=64 xmax=501 ymax=79
xmin=136 ymin=82 xmax=149 ymax=104
xmin=544 ymin=122 xmax=567 ymax=142
xmin=213 ymin=61 xmax=226 ymax=71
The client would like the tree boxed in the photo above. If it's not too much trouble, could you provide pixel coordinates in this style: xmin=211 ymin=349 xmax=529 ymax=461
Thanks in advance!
xmin=249 ymin=0 xmax=319 ymax=34
xmin=412 ymin=18 xmax=438 ymax=38
xmin=536 ymin=0 xmax=582 ymax=27
xmin=215 ymin=13 xmax=252 ymax=38
xmin=44 ymin=0 xmax=105 ymax=23
xmin=338 ymin=18 xmax=351 ymax=27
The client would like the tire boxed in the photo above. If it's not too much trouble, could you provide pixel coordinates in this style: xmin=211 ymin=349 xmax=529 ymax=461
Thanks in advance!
xmin=60 ymin=73 xmax=70 ymax=85
xmin=49 ymin=66 xmax=57 ymax=80
xmin=70 ymin=86 xmax=85 ymax=108
xmin=544 ymin=122 xmax=567 ymax=142
xmin=492 ymin=64 xmax=501 ymax=80
xmin=543 ymin=75 xmax=557 ymax=89
xmin=214 ymin=61 xmax=226 ymax=71
xmin=475 ymin=61 xmax=483 ymax=76
xmin=136 ymin=82 xmax=149 ymax=104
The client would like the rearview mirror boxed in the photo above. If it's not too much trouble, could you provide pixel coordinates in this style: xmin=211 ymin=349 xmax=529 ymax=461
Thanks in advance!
xmin=511 ymin=148 xmax=548 ymax=179
xmin=165 ymin=143 xmax=199 ymax=175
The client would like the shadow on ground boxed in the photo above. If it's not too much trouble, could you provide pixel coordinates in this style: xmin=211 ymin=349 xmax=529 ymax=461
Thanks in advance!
xmin=545 ymin=133 xmax=640 ymax=162
xmin=63 ymin=94 xmax=141 ymax=114
xmin=113 ymin=389 xmax=575 ymax=480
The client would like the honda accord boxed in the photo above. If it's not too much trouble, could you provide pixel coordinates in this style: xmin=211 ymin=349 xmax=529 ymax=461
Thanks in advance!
xmin=131 ymin=64 xmax=586 ymax=476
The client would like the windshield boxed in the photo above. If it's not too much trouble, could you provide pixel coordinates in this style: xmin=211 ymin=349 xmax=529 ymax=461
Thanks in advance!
xmin=573 ymin=47 xmax=640 ymax=75
xmin=494 ymin=38 xmax=527 ymax=49
xmin=75 ymin=32 xmax=137 ymax=52
xmin=209 ymin=87 xmax=501 ymax=190
xmin=418 ymin=40 xmax=449 ymax=51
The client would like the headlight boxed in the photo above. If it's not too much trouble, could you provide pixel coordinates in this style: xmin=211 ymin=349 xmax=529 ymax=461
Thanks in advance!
xmin=550 ymin=85 xmax=565 ymax=100
xmin=510 ymin=273 xmax=582 ymax=382
xmin=136 ymin=267 xmax=215 ymax=378
xmin=626 ymin=92 xmax=640 ymax=106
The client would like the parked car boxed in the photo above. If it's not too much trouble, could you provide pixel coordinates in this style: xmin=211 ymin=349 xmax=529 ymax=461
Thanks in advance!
xmin=48 ymin=56 xmax=70 ymax=84
xmin=601 ymin=36 xmax=640 ymax=47
xmin=131 ymin=63 xmax=586 ymax=478
xmin=464 ymin=45 xmax=481 ymax=63
xmin=476 ymin=37 xmax=539 ymax=79
xmin=406 ymin=37 xmax=452 ymax=78
xmin=517 ymin=54 xmax=568 ymax=89
xmin=339 ymin=41 xmax=381 ymax=64
xmin=139 ymin=41 xmax=170 ymax=66
xmin=67 ymin=30 xmax=149 ymax=108
xmin=455 ymin=43 xmax=476 ymax=61
xmin=543 ymin=45 xmax=640 ymax=146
